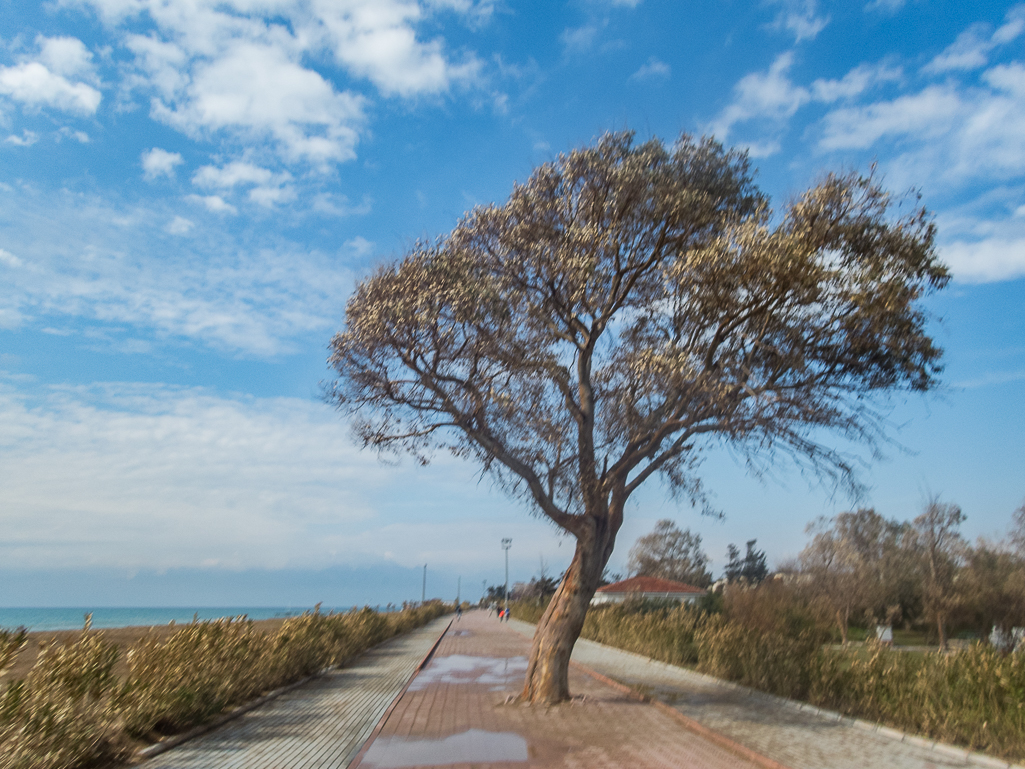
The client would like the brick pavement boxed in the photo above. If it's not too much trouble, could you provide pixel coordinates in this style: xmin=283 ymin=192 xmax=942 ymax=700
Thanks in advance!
xmin=141 ymin=617 xmax=451 ymax=769
xmin=355 ymin=610 xmax=771 ymax=769
xmin=504 ymin=618 xmax=1021 ymax=769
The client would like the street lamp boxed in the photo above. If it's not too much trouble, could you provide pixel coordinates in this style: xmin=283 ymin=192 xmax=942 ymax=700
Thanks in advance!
xmin=501 ymin=538 xmax=512 ymax=619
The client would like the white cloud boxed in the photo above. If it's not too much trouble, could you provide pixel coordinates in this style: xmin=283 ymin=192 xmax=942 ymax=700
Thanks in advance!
xmin=35 ymin=35 xmax=99 ymax=82
xmin=193 ymin=161 xmax=295 ymax=207
xmin=76 ymin=0 xmax=487 ymax=169
xmin=164 ymin=215 xmax=194 ymax=234
xmin=940 ymin=238 xmax=1025 ymax=283
xmin=810 ymin=62 xmax=902 ymax=102
xmin=151 ymin=41 xmax=366 ymax=166
xmin=817 ymin=85 xmax=962 ymax=150
xmin=0 ymin=381 xmax=552 ymax=573
xmin=864 ymin=0 xmax=905 ymax=13
xmin=343 ymin=235 xmax=375 ymax=259
xmin=0 ymin=185 xmax=354 ymax=355
xmin=766 ymin=0 xmax=829 ymax=42
xmin=310 ymin=0 xmax=482 ymax=98
xmin=193 ymin=161 xmax=277 ymax=189
xmin=249 ymin=184 xmax=296 ymax=207
xmin=630 ymin=57 xmax=670 ymax=81
xmin=923 ymin=5 xmax=1025 ymax=74
xmin=141 ymin=147 xmax=184 ymax=180
xmin=186 ymin=194 xmax=238 ymax=214
xmin=58 ymin=127 xmax=91 ymax=143
xmin=561 ymin=24 xmax=601 ymax=54
xmin=5 ymin=130 xmax=39 ymax=146
xmin=0 ymin=248 xmax=22 ymax=268
xmin=0 ymin=383 xmax=387 ymax=570
xmin=0 ymin=62 xmax=102 ymax=115
xmin=708 ymin=52 xmax=810 ymax=141
xmin=312 ymin=193 xmax=373 ymax=217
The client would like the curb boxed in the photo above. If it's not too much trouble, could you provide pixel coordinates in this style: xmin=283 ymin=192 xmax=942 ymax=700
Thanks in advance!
xmin=348 ymin=618 xmax=453 ymax=769
xmin=137 ymin=615 xmax=454 ymax=762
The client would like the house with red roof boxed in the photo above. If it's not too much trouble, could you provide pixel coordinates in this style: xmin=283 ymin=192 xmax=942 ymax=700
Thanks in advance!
xmin=590 ymin=575 xmax=706 ymax=606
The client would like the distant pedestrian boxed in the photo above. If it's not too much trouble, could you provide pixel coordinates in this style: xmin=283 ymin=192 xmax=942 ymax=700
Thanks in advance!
xmin=456 ymin=604 xmax=462 ymax=620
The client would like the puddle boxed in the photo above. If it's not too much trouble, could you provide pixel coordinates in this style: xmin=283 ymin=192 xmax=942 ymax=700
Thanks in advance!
xmin=450 ymin=629 xmax=472 ymax=636
xmin=361 ymin=729 xmax=528 ymax=767
xmin=408 ymin=654 xmax=528 ymax=691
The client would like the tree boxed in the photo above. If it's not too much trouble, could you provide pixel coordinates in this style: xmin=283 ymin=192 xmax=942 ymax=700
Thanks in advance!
xmin=327 ymin=131 xmax=948 ymax=703
xmin=799 ymin=509 xmax=917 ymax=642
xmin=913 ymin=496 xmax=966 ymax=648
xmin=723 ymin=540 xmax=768 ymax=584
xmin=627 ymin=519 xmax=712 ymax=587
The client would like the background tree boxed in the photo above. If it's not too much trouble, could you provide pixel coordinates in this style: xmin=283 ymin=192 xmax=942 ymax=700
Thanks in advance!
xmin=799 ymin=509 xmax=917 ymax=641
xmin=913 ymin=496 xmax=966 ymax=648
xmin=724 ymin=540 xmax=769 ymax=585
xmin=327 ymin=131 xmax=948 ymax=703
xmin=627 ymin=519 xmax=712 ymax=587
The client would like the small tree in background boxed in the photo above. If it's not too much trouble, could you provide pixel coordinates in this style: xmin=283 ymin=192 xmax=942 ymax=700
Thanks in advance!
xmin=724 ymin=540 xmax=769 ymax=585
xmin=913 ymin=496 xmax=966 ymax=648
xmin=328 ymin=131 xmax=948 ymax=703
xmin=627 ymin=519 xmax=712 ymax=587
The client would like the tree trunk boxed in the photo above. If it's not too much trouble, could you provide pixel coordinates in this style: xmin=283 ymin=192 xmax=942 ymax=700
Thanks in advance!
xmin=521 ymin=520 xmax=610 ymax=704
xmin=936 ymin=611 xmax=947 ymax=650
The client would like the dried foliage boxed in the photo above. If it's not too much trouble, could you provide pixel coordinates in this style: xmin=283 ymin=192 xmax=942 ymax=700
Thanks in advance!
xmin=512 ymin=589 xmax=1025 ymax=761
xmin=0 ymin=603 xmax=448 ymax=769
xmin=329 ymin=130 xmax=948 ymax=702
xmin=627 ymin=519 xmax=712 ymax=587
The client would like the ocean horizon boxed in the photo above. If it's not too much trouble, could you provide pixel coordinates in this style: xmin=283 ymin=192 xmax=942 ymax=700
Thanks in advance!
xmin=0 ymin=606 xmax=362 ymax=632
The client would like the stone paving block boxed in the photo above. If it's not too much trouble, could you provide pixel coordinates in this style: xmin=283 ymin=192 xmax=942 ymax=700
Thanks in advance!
xmin=141 ymin=617 xmax=450 ymax=769
xmin=356 ymin=611 xmax=772 ymax=769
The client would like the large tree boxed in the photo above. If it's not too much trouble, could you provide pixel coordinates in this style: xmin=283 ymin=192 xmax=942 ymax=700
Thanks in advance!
xmin=327 ymin=132 xmax=948 ymax=703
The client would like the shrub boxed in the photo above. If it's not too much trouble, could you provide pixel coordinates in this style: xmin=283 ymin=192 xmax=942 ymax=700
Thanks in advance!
xmin=0 ymin=602 xmax=451 ymax=769
xmin=0 ymin=619 xmax=128 ymax=769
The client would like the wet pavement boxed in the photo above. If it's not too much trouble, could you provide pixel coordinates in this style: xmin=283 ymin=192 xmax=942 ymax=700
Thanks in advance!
xmin=354 ymin=610 xmax=771 ymax=769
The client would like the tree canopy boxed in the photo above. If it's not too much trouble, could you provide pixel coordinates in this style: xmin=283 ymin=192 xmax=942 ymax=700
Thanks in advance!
xmin=627 ymin=519 xmax=712 ymax=587
xmin=327 ymin=130 xmax=948 ymax=703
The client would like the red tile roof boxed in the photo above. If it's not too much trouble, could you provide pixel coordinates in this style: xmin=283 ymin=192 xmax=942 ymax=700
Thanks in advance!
xmin=596 ymin=575 xmax=705 ymax=594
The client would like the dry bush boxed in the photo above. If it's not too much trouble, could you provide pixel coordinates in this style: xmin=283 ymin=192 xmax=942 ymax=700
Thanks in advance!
xmin=0 ymin=621 xmax=129 ymax=769
xmin=121 ymin=616 xmax=271 ymax=737
xmin=0 ymin=603 xmax=451 ymax=769
xmin=694 ymin=614 xmax=821 ymax=699
xmin=813 ymin=642 xmax=1025 ymax=760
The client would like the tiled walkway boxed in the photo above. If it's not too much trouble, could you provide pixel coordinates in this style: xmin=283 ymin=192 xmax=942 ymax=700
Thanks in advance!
xmin=354 ymin=611 xmax=770 ymax=769
xmin=505 ymin=618 xmax=1020 ymax=769
xmin=142 ymin=617 xmax=450 ymax=769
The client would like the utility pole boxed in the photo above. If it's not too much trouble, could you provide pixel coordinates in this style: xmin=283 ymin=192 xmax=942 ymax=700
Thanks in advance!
xmin=502 ymin=538 xmax=512 ymax=619
xmin=456 ymin=576 xmax=460 ymax=605
xmin=422 ymin=564 xmax=427 ymax=604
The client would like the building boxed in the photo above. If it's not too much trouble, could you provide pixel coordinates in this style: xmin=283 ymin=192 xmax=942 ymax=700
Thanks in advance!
xmin=590 ymin=575 xmax=706 ymax=605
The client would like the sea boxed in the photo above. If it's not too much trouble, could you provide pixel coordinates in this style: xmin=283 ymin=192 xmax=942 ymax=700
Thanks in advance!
xmin=0 ymin=607 xmax=356 ymax=632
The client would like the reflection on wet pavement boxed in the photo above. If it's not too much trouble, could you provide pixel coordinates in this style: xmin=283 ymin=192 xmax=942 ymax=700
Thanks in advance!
xmin=360 ymin=729 xmax=528 ymax=767
xmin=407 ymin=654 xmax=528 ymax=691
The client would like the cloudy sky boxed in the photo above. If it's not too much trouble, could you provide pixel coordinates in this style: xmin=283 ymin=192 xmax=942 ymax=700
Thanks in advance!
xmin=1 ymin=0 xmax=1023 ymax=608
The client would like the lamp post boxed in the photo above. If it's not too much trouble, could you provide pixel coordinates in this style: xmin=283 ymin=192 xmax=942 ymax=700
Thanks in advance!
xmin=501 ymin=538 xmax=512 ymax=619
xmin=422 ymin=564 xmax=427 ymax=605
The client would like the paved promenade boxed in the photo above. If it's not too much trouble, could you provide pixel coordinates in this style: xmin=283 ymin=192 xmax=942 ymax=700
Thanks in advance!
xmin=354 ymin=610 xmax=770 ymax=769
xmin=142 ymin=617 xmax=451 ymax=769
xmin=505 ymin=618 xmax=1020 ymax=769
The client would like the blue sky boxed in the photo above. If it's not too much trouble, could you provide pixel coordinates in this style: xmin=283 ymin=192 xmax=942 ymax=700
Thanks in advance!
xmin=1 ymin=0 xmax=1023 ymax=608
